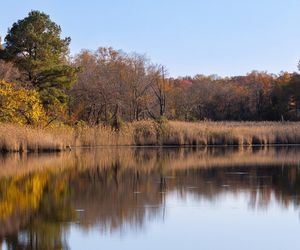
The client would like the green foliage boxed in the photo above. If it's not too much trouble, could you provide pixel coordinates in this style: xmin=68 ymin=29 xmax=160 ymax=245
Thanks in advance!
xmin=1 ymin=10 xmax=78 ymax=120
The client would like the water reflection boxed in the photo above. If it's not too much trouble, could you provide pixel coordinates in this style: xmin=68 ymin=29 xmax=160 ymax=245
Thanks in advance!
xmin=0 ymin=147 xmax=300 ymax=249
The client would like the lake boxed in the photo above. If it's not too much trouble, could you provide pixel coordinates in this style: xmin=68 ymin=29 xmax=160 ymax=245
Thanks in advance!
xmin=0 ymin=147 xmax=300 ymax=250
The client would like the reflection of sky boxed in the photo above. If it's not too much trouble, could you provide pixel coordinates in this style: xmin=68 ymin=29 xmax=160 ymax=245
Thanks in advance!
xmin=68 ymin=191 xmax=300 ymax=250
xmin=2 ymin=242 xmax=7 ymax=250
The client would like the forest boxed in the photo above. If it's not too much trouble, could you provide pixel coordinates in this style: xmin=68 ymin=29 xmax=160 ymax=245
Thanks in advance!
xmin=0 ymin=10 xmax=300 ymax=128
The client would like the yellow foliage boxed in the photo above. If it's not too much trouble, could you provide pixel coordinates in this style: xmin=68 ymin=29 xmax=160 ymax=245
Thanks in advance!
xmin=0 ymin=80 xmax=46 ymax=125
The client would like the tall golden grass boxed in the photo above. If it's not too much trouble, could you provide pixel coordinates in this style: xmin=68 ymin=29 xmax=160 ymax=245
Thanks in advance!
xmin=1 ymin=121 xmax=300 ymax=152
xmin=0 ymin=123 xmax=72 ymax=152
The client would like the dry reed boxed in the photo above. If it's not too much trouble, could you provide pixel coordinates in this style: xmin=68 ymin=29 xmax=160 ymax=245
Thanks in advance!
xmin=1 ymin=121 xmax=300 ymax=152
xmin=75 ymin=121 xmax=300 ymax=147
xmin=0 ymin=123 xmax=72 ymax=153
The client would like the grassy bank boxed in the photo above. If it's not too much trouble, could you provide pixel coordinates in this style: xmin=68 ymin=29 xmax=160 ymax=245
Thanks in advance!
xmin=74 ymin=121 xmax=300 ymax=146
xmin=0 ymin=124 xmax=72 ymax=152
xmin=1 ymin=121 xmax=300 ymax=152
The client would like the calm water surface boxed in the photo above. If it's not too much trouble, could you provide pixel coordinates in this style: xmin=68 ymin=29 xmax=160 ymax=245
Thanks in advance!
xmin=0 ymin=147 xmax=300 ymax=250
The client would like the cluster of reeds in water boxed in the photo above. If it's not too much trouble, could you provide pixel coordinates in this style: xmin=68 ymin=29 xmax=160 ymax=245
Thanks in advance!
xmin=1 ymin=121 xmax=300 ymax=152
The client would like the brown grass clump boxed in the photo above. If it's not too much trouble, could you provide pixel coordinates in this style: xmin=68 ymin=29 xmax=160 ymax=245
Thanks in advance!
xmin=0 ymin=121 xmax=300 ymax=152
xmin=0 ymin=124 xmax=72 ymax=153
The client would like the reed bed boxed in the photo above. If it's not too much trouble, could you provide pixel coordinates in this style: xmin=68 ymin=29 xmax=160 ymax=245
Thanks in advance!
xmin=76 ymin=121 xmax=300 ymax=147
xmin=1 ymin=121 xmax=300 ymax=152
xmin=0 ymin=123 xmax=73 ymax=153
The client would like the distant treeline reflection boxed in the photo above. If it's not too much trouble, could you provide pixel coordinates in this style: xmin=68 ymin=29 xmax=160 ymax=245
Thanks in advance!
xmin=1 ymin=147 xmax=300 ymax=249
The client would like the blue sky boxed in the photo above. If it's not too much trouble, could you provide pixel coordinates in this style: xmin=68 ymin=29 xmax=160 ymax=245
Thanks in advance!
xmin=1 ymin=0 xmax=300 ymax=77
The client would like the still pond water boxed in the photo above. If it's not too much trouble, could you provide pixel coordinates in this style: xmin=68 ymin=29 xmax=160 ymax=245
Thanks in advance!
xmin=0 ymin=147 xmax=300 ymax=250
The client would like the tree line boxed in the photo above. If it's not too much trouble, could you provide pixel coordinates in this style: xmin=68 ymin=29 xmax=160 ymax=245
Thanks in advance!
xmin=0 ymin=10 xmax=299 ymax=127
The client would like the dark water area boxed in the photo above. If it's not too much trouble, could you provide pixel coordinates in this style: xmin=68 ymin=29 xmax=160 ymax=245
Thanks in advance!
xmin=0 ymin=147 xmax=300 ymax=250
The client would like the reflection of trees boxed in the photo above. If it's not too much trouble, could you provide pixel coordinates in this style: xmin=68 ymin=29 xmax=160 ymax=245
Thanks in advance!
xmin=70 ymin=168 xmax=164 ymax=233
xmin=1 ymin=147 xmax=300 ymax=248
xmin=68 ymin=162 xmax=300 ymax=232
xmin=1 ymin=146 xmax=300 ymax=178
xmin=170 ymin=166 xmax=300 ymax=209
xmin=0 ymin=173 xmax=74 ymax=250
